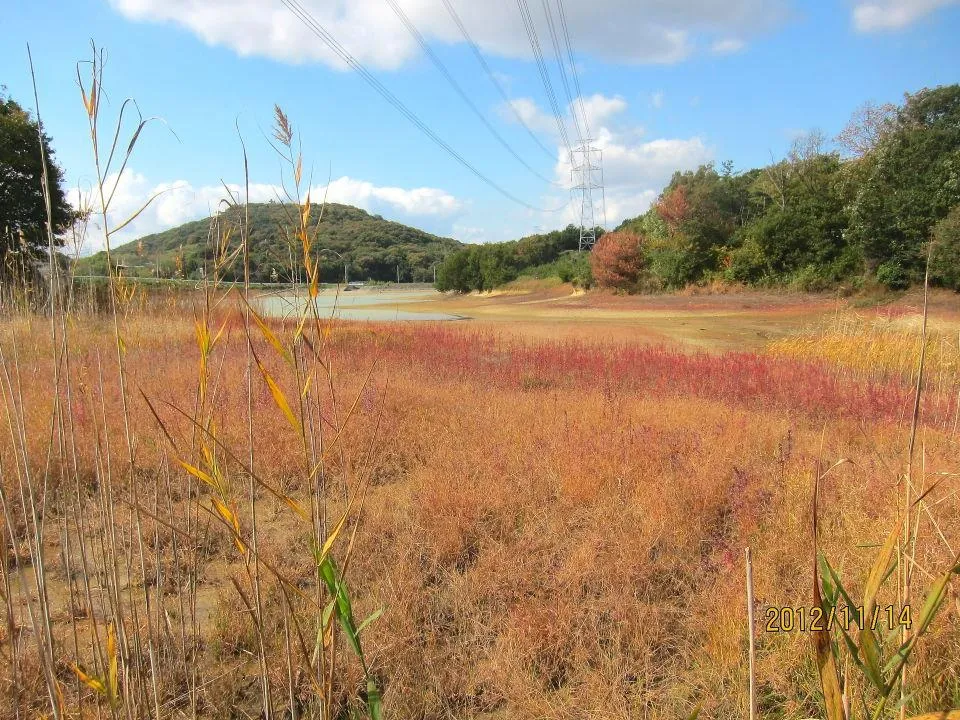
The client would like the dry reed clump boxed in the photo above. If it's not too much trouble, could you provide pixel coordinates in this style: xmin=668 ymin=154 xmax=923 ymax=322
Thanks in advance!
xmin=768 ymin=310 xmax=960 ymax=390
xmin=0 ymin=52 xmax=386 ymax=718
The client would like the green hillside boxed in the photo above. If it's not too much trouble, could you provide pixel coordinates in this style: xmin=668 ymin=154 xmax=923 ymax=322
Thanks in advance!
xmin=73 ymin=202 xmax=463 ymax=283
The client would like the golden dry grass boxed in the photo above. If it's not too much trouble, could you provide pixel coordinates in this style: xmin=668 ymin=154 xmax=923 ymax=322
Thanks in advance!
xmin=769 ymin=310 xmax=960 ymax=390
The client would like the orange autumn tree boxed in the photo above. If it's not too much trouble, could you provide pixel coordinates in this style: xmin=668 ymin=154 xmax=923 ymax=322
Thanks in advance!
xmin=589 ymin=231 xmax=644 ymax=290
xmin=655 ymin=184 xmax=689 ymax=233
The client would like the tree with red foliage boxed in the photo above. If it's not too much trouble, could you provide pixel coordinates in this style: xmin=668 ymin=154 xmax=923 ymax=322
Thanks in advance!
xmin=589 ymin=231 xmax=644 ymax=290
xmin=655 ymin=185 xmax=689 ymax=232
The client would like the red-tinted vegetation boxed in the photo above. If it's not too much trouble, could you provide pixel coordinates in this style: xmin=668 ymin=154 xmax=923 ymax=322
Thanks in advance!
xmin=589 ymin=231 xmax=645 ymax=290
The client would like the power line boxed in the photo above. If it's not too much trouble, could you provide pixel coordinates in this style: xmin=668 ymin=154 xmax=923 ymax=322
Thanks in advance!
xmin=278 ymin=0 xmax=559 ymax=212
xmin=554 ymin=0 xmax=591 ymax=139
xmin=539 ymin=0 xmax=605 ymax=243
xmin=383 ymin=0 xmax=558 ymax=186
xmin=539 ymin=0 xmax=583 ymax=143
xmin=516 ymin=0 xmax=573 ymax=162
xmin=439 ymin=0 xmax=557 ymax=162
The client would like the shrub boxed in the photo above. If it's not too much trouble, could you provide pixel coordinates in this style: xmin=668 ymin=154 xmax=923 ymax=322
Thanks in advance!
xmin=726 ymin=237 xmax=768 ymax=284
xmin=787 ymin=264 xmax=830 ymax=292
xmin=875 ymin=260 xmax=911 ymax=290
xmin=556 ymin=252 xmax=593 ymax=288
xmin=589 ymin=231 xmax=643 ymax=291
xmin=645 ymin=245 xmax=698 ymax=289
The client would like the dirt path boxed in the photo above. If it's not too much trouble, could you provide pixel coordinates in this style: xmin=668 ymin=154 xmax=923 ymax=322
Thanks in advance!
xmin=374 ymin=281 xmax=841 ymax=351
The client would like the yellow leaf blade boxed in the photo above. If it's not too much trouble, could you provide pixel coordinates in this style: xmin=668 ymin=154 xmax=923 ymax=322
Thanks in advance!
xmin=177 ymin=459 xmax=218 ymax=492
xmin=256 ymin=359 xmax=302 ymax=435
xmin=70 ymin=664 xmax=107 ymax=695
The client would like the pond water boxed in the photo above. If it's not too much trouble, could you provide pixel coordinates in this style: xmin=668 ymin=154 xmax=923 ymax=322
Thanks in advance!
xmin=254 ymin=289 xmax=463 ymax=322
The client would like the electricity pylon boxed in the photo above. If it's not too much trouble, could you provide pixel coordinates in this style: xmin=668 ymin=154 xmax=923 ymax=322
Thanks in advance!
xmin=570 ymin=138 xmax=606 ymax=252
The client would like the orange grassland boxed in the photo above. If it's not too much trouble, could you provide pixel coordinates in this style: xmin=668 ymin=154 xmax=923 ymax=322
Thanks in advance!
xmin=0 ymin=285 xmax=958 ymax=719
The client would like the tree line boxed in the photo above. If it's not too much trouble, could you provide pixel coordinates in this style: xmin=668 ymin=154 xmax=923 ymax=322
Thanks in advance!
xmin=435 ymin=224 xmax=600 ymax=292
xmin=437 ymin=84 xmax=960 ymax=294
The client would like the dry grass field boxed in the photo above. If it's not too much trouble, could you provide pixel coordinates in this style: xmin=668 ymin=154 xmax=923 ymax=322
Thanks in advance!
xmin=1 ymin=281 xmax=957 ymax=719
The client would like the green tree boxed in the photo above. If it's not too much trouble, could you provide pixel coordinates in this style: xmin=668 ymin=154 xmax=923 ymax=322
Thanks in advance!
xmin=930 ymin=205 xmax=960 ymax=290
xmin=621 ymin=163 xmax=758 ymax=288
xmin=75 ymin=202 xmax=461 ymax=282
xmin=435 ymin=248 xmax=474 ymax=292
xmin=478 ymin=243 xmax=517 ymax=289
xmin=0 ymin=91 xmax=74 ymax=263
xmin=731 ymin=152 xmax=857 ymax=286
xmin=847 ymin=85 xmax=960 ymax=286
xmin=434 ymin=224 xmax=600 ymax=292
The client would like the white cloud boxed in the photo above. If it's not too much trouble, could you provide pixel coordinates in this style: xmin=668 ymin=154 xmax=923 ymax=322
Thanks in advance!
xmin=595 ymin=136 xmax=711 ymax=190
xmin=70 ymin=170 xmax=461 ymax=254
xmin=500 ymin=93 xmax=628 ymax=142
xmin=451 ymin=224 xmax=489 ymax=244
xmin=711 ymin=38 xmax=746 ymax=54
xmin=650 ymin=91 xmax=664 ymax=109
xmin=322 ymin=176 xmax=462 ymax=216
xmin=499 ymin=97 xmax=560 ymax=135
xmin=852 ymin=0 xmax=958 ymax=30
xmin=579 ymin=93 xmax=628 ymax=129
xmin=109 ymin=0 xmax=790 ymax=68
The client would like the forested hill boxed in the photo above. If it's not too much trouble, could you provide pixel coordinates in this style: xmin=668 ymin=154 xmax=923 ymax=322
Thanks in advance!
xmin=74 ymin=202 xmax=463 ymax=283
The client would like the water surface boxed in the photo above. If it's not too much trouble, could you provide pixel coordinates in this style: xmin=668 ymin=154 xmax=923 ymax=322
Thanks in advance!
xmin=255 ymin=289 xmax=462 ymax=322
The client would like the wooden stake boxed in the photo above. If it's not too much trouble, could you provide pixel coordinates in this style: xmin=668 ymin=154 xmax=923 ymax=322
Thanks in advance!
xmin=746 ymin=546 xmax=757 ymax=720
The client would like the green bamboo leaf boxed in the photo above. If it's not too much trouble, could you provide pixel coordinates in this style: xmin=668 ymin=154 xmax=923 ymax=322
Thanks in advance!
xmin=819 ymin=556 xmax=864 ymax=666
xmin=822 ymin=556 xmax=857 ymax=612
xmin=319 ymin=557 xmax=362 ymax=659
xmin=911 ymin=569 xmax=952 ymax=639
xmin=858 ymin=628 xmax=886 ymax=692
xmin=819 ymin=554 xmax=838 ymax=605
xmin=356 ymin=607 xmax=384 ymax=637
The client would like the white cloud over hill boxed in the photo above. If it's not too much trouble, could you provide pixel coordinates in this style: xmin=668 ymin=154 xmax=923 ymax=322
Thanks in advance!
xmin=71 ymin=171 xmax=462 ymax=254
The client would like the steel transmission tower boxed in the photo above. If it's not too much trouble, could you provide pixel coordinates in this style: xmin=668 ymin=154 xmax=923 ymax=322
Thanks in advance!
xmin=571 ymin=138 xmax=606 ymax=251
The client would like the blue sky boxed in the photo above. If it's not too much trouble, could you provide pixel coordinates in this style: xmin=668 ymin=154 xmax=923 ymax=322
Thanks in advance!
xmin=3 ymin=0 xmax=959 ymax=252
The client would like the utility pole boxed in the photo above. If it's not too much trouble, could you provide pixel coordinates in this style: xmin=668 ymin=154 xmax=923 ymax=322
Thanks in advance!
xmin=571 ymin=138 xmax=606 ymax=252
xmin=319 ymin=248 xmax=348 ymax=286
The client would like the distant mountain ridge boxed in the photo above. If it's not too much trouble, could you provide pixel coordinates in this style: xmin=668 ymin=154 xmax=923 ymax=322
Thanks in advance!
xmin=73 ymin=202 xmax=463 ymax=283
